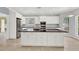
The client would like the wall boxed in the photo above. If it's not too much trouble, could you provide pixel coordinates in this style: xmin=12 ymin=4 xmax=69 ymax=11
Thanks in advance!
xmin=59 ymin=9 xmax=79 ymax=39
xmin=0 ymin=7 xmax=9 ymax=15
xmin=9 ymin=10 xmax=16 ymax=39
xmin=16 ymin=11 xmax=23 ymax=18
xmin=0 ymin=7 xmax=9 ymax=40
xmin=0 ymin=7 xmax=23 ymax=39
xmin=0 ymin=7 xmax=17 ymax=40
xmin=9 ymin=8 xmax=23 ymax=39
xmin=59 ymin=8 xmax=79 ymax=28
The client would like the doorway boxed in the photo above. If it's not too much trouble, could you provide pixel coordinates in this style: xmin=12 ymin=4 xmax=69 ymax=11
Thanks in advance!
xmin=16 ymin=18 xmax=21 ymax=39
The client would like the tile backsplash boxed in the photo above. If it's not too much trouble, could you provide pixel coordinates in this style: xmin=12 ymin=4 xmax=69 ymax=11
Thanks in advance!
xmin=21 ymin=24 xmax=59 ymax=29
xmin=34 ymin=24 xmax=59 ymax=29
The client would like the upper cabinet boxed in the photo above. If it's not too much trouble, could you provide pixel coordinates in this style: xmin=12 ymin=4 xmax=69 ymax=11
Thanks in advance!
xmin=21 ymin=17 xmax=35 ymax=28
xmin=46 ymin=16 xmax=59 ymax=24
xmin=26 ymin=17 xmax=35 ymax=24
xmin=40 ymin=16 xmax=59 ymax=24
xmin=22 ymin=16 xmax=59 ymax=25
xmin=25 ymin=17 xmax=40 ymax=24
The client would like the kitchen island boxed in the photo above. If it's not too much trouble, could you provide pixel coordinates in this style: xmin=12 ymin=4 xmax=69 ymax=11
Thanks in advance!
xmin=21 ymin=29 xmax=66 ymax=47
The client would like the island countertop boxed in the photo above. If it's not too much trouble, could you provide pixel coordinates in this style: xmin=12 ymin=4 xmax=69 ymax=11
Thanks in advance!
xmin=19 ymin=29 xmax=68 ymax=33
xmin=21 ymin=30 xmax=64 ymax=46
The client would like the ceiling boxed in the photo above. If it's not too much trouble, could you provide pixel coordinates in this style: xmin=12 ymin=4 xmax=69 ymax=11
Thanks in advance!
xmin=10 ymin=7 xmax=79 ymax=16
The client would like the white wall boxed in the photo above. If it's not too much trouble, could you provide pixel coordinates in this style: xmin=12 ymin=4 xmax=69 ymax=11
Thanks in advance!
xmin=9 ymin=8 xmax=23 ymax=39
xmin=16 ymin=12 xmax=23 ymax=18
xmin=9 ymin=10 xmax=16 ymax=39
xmin=0 ymin=7 xmax=9 ymax=15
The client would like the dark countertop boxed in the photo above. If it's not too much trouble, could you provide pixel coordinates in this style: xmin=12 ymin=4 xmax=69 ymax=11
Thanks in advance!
xmin=19 ymin=29 xmax=68 ymax=33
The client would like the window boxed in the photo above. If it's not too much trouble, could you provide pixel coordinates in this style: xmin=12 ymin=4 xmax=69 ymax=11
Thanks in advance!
xmin=0 ymin=17 xmax=6 ymax=32
xmin=63 ymin=16 xmax=69 ymax=32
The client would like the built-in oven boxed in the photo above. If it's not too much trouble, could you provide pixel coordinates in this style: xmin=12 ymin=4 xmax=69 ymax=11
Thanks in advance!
xmin=40 ymin=21 xmax=46 ymax=32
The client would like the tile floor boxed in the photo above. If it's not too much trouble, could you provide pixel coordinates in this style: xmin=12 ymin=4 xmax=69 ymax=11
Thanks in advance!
xmin=0 ymin=38 xmax=64 ymax=51
xmin=64 ymin=37 xmax=79 ymax=51
xmin=0 ymin=36 xmax=79 ymax=51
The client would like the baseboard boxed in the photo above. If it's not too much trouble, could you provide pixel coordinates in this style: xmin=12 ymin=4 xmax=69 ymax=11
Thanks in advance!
xmin=68 ymin=34 xmax=79 ymax=40
xmin=8 ymin=38 xmax=16 ymax=40
xmin=21 ymin=45 xmax=64 ymax=48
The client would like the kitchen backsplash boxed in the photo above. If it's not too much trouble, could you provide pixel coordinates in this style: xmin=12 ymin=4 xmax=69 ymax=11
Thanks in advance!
xmin=34 ymin=24 xmax=59 ymax=29
xmin=21 ymin=24 xmax=59 ymax=29
xmin=46 ymin=24 xmax=59 ymax=29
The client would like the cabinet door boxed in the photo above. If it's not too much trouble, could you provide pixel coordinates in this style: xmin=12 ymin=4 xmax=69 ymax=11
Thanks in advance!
xmin=30 ymin=33 xmax=36 ymax=46
xmin=46 ymin=16 xmax=59 ymax=24
xmin=56 ymin=33 xmax=64 ymax=46
xmin=26 ymin=18 xmax=34 ymax=24
xmin=35 ymin=33 xmax=43 ymax=46
xmin=25 ymin=33 xmax=33 ymax=46
xmin=39 ymin=16 xmax=59 ymax=24
xmin=21 ymin=33 xmax=30 ymax=46
xmin=34 ymin=33 xmax=47 ymax=46
xmin=47 ymin=33 xmax=56 ymax=46
xmin=39 ymin=33 xmax=47 ymax=46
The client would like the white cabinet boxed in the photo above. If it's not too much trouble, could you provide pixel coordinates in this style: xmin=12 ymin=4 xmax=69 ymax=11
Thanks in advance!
xmin=25 ymin=33 xmax=33 ymax=46
xmin=21 ymin=17 xmax=35 ymax=28
xmin=24 ymin=16 xmax=59 ymax=25
xmin=21 ymin=32 xmax=64 ymax=46
xmin=56 ymin=33 xmax=64 ymax=46
xmin=46 ymin=16 xmax=59 ymax=24
xmin=47 ymin=33 xmax=56 ymax=46
xmin=39 ymin=16 xmax=59 ymax=24
xmin=40 ymin=33 xmax=47 ymax=46
xmin=24 ymin=17 xmax=40 ymax=24
xmin=34 ymin=33 xmax=47 ymax=46
xmin=25 ymin=17 xmax=35 ymax=25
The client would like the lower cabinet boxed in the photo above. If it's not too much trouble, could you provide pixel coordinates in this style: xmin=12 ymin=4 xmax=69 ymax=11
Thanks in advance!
xmin=21 ymin=32 xmax=64 ymax=46
xmin=56 ymin=35 xmax=64 ymax=46
xmin=33 ymin=33 xmax=47 ymax=46
xmin=47 ymin=33 xmax=56 ymax=46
